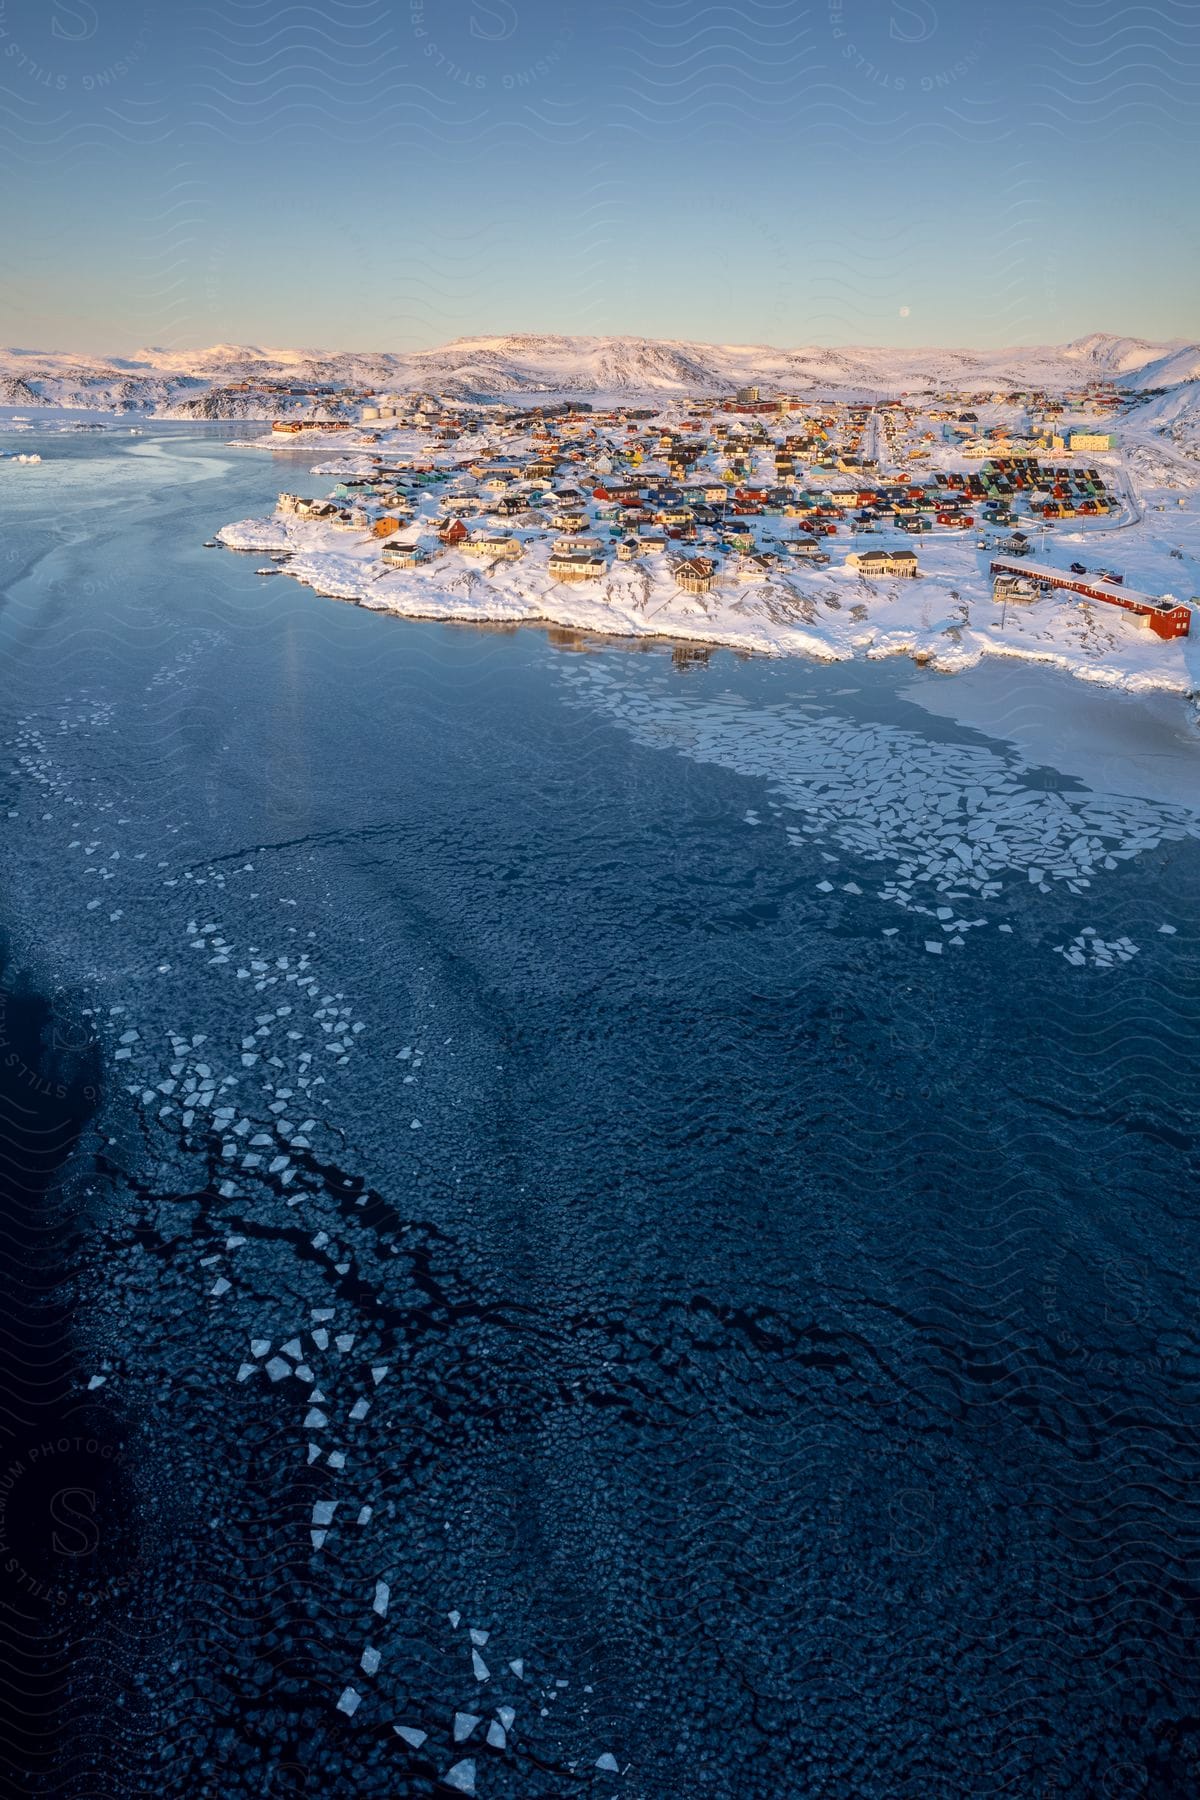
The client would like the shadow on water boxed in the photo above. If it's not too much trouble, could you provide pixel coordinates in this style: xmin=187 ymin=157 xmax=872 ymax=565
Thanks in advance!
xmin=0 ymin=947 xmax=132 ymax=1792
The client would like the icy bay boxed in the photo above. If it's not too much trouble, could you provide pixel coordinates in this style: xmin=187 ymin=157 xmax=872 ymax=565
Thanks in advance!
xmin=1 ymin=425 xmax=1199 ymax=1796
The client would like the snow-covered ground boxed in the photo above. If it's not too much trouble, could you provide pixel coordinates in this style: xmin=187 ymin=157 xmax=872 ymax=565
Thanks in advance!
xmin=216 ymin=505 xmax=1192 ymax=693
xmin=217 ymin=389 xmax=1200 ymax=701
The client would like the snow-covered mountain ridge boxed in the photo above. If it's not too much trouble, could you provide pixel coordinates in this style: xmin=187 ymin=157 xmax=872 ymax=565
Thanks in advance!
xmin=1 ymin=331 xmax=1197 ymax=416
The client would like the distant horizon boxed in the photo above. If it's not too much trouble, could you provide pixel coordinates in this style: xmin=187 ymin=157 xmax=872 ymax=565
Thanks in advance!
xmin=2 ymin=326 xmax=1194 ymax=364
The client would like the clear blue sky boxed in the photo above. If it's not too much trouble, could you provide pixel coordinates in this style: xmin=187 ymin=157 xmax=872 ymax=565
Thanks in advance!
xmin=1 ymin=0 xmax=1197 ymax=353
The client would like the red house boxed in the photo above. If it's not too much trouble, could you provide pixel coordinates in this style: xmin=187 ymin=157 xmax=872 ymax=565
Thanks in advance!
xmin=990 ymin=558 xmax=1191 ymax=640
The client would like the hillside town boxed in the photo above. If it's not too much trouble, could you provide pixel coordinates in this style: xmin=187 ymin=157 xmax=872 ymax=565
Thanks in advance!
xmin=217 ymin=376 xmax=1199 ymax=690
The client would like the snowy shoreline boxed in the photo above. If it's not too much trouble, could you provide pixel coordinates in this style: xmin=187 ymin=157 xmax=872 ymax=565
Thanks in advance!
xmin=217 ymin=509 xmax=1199 ymax=705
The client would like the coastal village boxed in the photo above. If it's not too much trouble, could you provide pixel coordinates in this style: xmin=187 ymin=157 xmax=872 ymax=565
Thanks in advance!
xmin=218 ymin=377 xmax=1198 ymax=689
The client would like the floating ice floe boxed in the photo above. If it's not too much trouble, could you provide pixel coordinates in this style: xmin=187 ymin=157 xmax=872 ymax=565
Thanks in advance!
xmin=1053 ymin=929 xmax=1139 ymax=968
xmin=35 ymin=709 xmax=632 ymax=1800
xmin=566 ymin=668 xmax=1200 ymax=961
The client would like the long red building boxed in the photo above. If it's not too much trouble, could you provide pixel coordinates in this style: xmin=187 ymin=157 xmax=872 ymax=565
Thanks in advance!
xmin=989 ymin=558 xmax=1192 ymax=640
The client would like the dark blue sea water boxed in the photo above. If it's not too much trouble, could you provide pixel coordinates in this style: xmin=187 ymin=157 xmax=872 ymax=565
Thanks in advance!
xmin=0 ymin=426 xmax=1198 ymax=1798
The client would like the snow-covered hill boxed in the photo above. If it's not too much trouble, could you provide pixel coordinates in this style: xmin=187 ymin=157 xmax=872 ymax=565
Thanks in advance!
xmin=1 ymin=331 xmax=1196 ymax=417
xmin=1120 ymin=343 xmax=1200 ymax=390
xmin=1058 ymin=333 xmax=1189 ymax=378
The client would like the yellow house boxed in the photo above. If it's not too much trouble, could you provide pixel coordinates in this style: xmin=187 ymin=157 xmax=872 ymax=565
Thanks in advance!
xmin=462 ymin=534 xmax=523 ymax=560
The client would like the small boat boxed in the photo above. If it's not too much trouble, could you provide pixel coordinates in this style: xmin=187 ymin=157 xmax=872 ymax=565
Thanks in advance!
xmin=255 ymin=565 xmax=281 ymax=576
xmin=202 ymin=539 xmax=219 ymax=548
